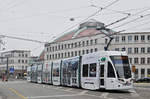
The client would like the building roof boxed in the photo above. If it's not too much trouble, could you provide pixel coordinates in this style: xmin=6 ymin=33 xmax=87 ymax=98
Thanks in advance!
xmin=53 ymin=20 xmax=113 ymax=43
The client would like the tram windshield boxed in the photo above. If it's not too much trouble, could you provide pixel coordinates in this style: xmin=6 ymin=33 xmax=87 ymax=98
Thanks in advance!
xmin=110 ymin=56 xmax=131 ymax=79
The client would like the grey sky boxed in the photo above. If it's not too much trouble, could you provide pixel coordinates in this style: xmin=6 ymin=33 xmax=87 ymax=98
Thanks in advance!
xmin=0 ymin=0 xmax=150 ymax=56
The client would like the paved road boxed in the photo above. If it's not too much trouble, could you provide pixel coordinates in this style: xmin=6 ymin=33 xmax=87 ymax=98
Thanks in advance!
xmin=0 ymin=80 xmax=150 ymax=99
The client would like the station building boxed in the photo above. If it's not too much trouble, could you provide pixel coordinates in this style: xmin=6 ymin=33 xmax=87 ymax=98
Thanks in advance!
xmin=44 ymin=20 xmax=150 ymax=79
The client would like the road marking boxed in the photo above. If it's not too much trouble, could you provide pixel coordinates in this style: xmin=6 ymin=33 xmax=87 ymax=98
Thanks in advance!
xmin=27 ymin=94 xmax=81 ymax=99
xmin=64 ymin=88 xmax=73 ymax=91
xmin=129 ymin=89 xmax=139 ymax=97
xmin=79 ymin=90 xmax=88 ymax=95
xmin=9 ymin=88 xmax=28 ymax=99
xmin=100 ymin=93 xmax=110 ymax=98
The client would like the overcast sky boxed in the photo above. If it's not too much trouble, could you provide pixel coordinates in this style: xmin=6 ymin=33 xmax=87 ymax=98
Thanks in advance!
xmin=0 ymin=0 xmax=150 ymax=56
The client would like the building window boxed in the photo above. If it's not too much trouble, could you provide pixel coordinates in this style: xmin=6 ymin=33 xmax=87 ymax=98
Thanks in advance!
xmin=141 ymin=35 xmax=145 ymax=42
xmin=141 ymin=58 xmax=145 ymax=64
xmin=50 ymin=55 xmax=51 ymax=59
xmin=122 ymin=47 xmax=126 ymax=51
xmin=55 ymin=54 xmax=57 ymax=59
xmin=147 ymin=58 xmax=150 ymax=64
xmin=68 ymin=44 xmax=70 ymax=49
xmin=78 ymin=51 xmax=81 ymax=56
xmin=68 ymin=52 xmax=70 ymax=57
xmin=78 ymin=42 xmax=81 ymax=47
xmin=25 ymin=54 xmax=28 ymax=57
xmin=90 ymin=39 xmax=93 ymax=45
xmin=147 ymin=69 xmax=150 ymax=76
xmin=52 ymin=46 xmax=54 ymax=51
xmin=129 ymin=58 xmax=132 ymax=64
xmin=47 ymin=55 xmax=49 ymax=60
xmin=58 ymin=45 xmax=60 ymax=50
xmin=71 ymin=51 xmax=74 ymax=57
xmin=65 ymin=52 xmax=67 ymax=57
xmin=55 ymin=46 xmax=57 ymax=51
xmin=141 ymin=68 xmax=145 ymax=78
xmin=134 ymin=47 xmax=138 ymax=53
xmin=75 ymin=51 xmax=77 ymax=56
xmin=115 ymin=36 xmax=119 ymax=42
xmin=141 ymin=47 xmax=145 ymax=53
xmin=61 ymin=45 xmax=64 ymax=50
xmin=22 ymin=60 xmax=24 ymax=63
xmin=128 ymin=48 xmax=132 ymax=54
xmin=147 ymin=35 xmax=150 ymax=41
xmin=52 ymin=54 xmax=54 ymax=59
xmin=95 ymin=48 xmax=98 ymax=52
xmin=134 ymin=58 xmax=139 ymax=64
xmin=86 ymin=40 xmax=89 ymax=46
xmin=25 ymin=60 xmax=28 ymax=63
xmin=64 ymin=44 xmax=67 ymax=49
xmin=115 ymin=48 xmax=119 ymax=51
xmin=128 ymin=35 xmax=132 ymax=42
xmin=134 ymin=35 xmax=138 ymax=42
xmin=75 ymin=42 xmax=77 ymax=48
xmin=18 ymin=59 xmax=20 ymax=63
xmin=122 ymin=36 xmax=126 ymax=42
xmin=47 ymin=47 xmax=49 ymax=52
xmin=22 ymin=54 xmax=24 ymax=57
xmin=61 ymin=53 xmax=63 ymax=58
xmin=71 ymin=43 xmax=74 ymax=48
xmin=82 ymin=41 xmax=85 ymax=47
xmin=82 ymin=50 xmax=85 ymax=55
xmin=90 ymin=49 xmax=93 ymax=53
xmin=50 ymin=47 xmax=52 ymax=52
xmin=19 ymin=54 xmax=21 ymax=57
xmin=95 ymin=39 xmax=97 ymax=44
xmin=135 ymin=69 xmax=138 ymax=78
xmin=147 ymin=47 xmax=150 ymax=53
xmin=86 ymin=49 xmax=89 ymax=54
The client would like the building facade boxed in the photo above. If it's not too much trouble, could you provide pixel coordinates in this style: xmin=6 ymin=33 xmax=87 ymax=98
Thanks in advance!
xmin=111 ymin=32 xmax=150 ymax=79
xmin=0 ymin=50 xmax=30 ymax=77
xmin=44 ymin=20 xmax=150 ymax=79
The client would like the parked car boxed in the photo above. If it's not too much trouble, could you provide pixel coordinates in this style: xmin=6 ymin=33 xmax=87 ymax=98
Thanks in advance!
xmin=135 ymin=77 xmax=150 ymax=83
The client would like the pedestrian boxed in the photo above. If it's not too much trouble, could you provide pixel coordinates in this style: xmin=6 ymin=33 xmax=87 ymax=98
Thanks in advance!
xmin=2 ymin=74 xmax=4 ymax=82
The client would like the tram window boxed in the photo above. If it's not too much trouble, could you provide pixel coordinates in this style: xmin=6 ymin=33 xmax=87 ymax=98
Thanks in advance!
xmin=100 ymin=65 xmax=104 ymax=77
xmin=107 ymin=62 xmax=115 ymax=78
xmin=83 ymin=64 xmax=88 ymax=77
xmin=89 ymin=63 xmax=96 ymax=77
xmin=53 ymin=68 xmax=59 ymax=77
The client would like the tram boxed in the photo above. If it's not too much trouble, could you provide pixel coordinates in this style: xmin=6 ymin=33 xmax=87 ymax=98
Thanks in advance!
xmin=27 ymin=66 xmax=31 ymax=82
xmin=27 ymin=51 xmax=133 ymax=90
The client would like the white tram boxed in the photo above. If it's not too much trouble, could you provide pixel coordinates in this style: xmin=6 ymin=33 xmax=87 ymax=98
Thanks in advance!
xmin=27 ymin=51 xmax=133 ymax=90
xmin=27 ymin=66 xmax=31 ymax=82
xmin=37 ymin=64 xmax=43 ymax=83
xmin=81 ymin=51 xmax=133 ymax=90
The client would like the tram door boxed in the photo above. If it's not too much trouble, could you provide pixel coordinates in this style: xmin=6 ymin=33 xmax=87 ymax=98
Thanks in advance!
xmin=99 ymin=63 xmax=106 ymax=88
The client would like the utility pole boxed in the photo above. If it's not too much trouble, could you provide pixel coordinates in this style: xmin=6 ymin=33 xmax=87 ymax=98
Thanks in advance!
xmin=6 ymin=57 xmax=9 ymax=81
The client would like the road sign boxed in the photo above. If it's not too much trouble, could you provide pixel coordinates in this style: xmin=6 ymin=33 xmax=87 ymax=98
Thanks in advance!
xmin=9 ymin=67 xmax=14 ymax=73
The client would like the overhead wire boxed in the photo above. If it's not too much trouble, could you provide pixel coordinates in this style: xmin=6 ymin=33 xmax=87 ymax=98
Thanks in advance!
xmin=0 ymin=34 xmax=46 ymax=43
xmin=111 ymin=8 xmax=150 ymax=29
xmin=54 ymin=0 xmax=119 ymax=40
